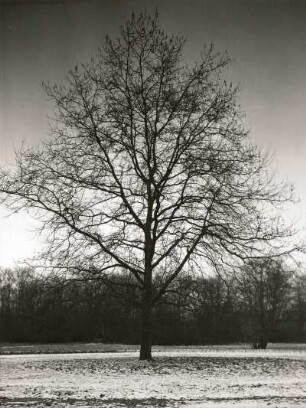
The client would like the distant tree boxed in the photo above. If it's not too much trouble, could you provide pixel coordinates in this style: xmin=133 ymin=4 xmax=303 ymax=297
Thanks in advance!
xmin=192 ymin=275 xmax=238 ymax=344
xmin=291 ymin=273 xmax=306 ymax=340
xmin=0 ymin=12 xmax=295 ymax=359
xmin=236 ymin=258 xmax=292 ymax=348
xmin=0 ymin=268 xmax=16 ymax=340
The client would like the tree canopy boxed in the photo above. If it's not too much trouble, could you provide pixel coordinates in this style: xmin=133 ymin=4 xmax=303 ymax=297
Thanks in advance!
xmin=0 ymin=12 xmax=296 ymax=359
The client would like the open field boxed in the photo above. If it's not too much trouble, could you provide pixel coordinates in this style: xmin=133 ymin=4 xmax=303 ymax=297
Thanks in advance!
xmin=1 ymin=344 xmax=306 ymax=407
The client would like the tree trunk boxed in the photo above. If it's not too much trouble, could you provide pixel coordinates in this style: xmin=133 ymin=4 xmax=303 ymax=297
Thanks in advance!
xmin=139 ymin=295 xmax=152 ymax=360
xmin=140 ymin=220 xmax=154 ymax=361
xmin=139 ymin=263 xmax=153 ymax=360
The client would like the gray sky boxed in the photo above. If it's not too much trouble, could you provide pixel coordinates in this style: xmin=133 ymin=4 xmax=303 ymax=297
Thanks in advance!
xmin=1 ymin=0 xmax=306 ymax=267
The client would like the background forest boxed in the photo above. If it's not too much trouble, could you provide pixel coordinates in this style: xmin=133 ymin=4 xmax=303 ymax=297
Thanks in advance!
xmin=1 ymin=261 xmax=305 ymax=346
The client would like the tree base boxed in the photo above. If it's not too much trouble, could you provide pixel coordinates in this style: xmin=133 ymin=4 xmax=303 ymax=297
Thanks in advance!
xmin=139 ymin=349 xmax=153 ymax=361
xmin=251 ymin=340 xmax=268 ymax=349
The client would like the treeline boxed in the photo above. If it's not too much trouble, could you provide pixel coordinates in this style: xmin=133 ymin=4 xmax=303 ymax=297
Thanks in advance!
xmin=0 ymin=260 xmax=305 ymax=346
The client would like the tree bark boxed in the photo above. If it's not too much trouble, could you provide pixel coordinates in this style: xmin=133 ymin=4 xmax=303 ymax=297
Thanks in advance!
xmin=139 ymin=292 xmax=152 ymax=360
xmin=140 ymin=239 xmax=153 ymax=361
xmin=140 ymin=198 xmax=154 ymax=360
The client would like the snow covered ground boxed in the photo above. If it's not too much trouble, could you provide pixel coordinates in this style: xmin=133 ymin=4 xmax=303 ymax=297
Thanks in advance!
xmin=0 ymin=344 xmax=305 ymax=407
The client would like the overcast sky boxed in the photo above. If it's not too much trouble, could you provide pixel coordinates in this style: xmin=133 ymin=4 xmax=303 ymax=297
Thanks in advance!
xmin=1 ymin=0 xmax=306 ymax=267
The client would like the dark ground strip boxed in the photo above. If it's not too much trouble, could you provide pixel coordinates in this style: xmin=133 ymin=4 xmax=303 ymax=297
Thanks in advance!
xmin=1 ymin=395 xmax=306 ymax=407
xmin=0 ymin=396 xmax=173 ymax=407
xmin=1 ymin=343 xmax=305 ymax=356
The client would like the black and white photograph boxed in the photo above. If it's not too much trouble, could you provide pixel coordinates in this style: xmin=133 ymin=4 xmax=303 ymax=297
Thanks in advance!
xmin=0 ymin=0 xmax=306 ymax=407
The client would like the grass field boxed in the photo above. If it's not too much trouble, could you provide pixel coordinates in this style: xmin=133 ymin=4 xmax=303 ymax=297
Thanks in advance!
xmin=1 ymin=343 xmax=306 ymax=407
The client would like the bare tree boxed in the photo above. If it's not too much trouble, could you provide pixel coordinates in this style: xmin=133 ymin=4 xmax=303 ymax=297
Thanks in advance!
xmin=291 ymin=273 xmax=306 ymax=339
xmin=0 ymin=12 xmax=295 ymax=359
xmin=236 ymin=258 xmax=292 ymax=348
